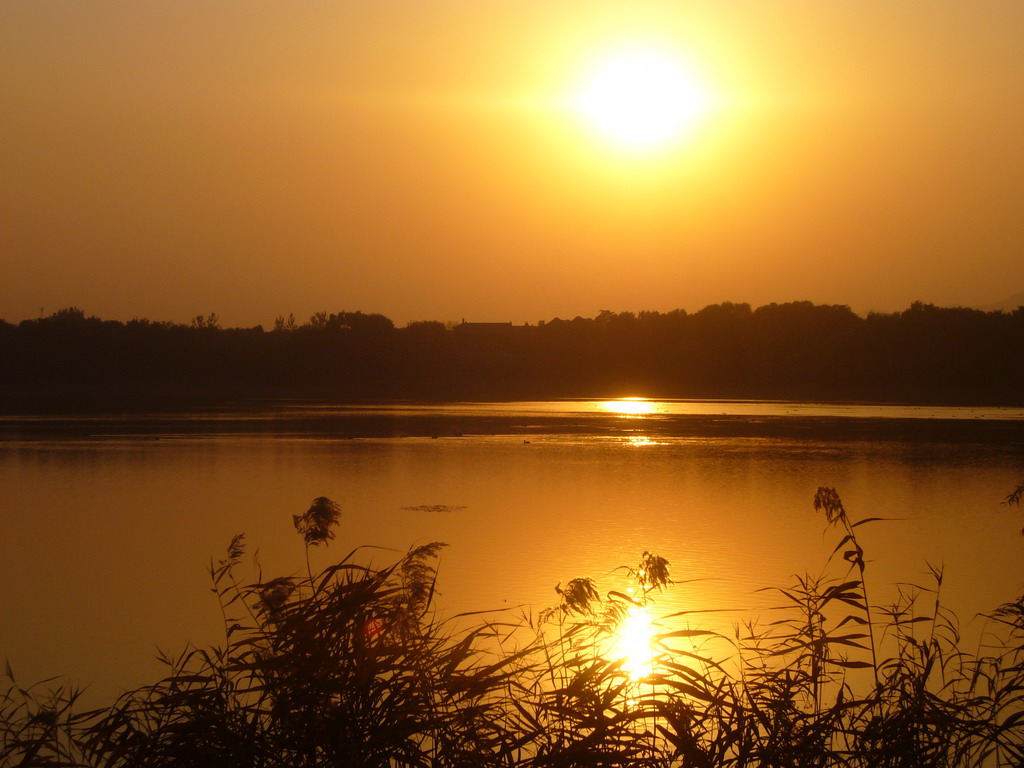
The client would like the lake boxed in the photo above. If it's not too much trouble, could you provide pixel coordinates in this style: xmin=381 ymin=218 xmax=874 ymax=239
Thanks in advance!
xmin=2 ymin=399 xmax=1023 ymax=705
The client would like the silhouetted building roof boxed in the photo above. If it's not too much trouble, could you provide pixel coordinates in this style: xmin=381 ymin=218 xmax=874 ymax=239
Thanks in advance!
xmin=453 ymin=321 xmax=518 ymax=335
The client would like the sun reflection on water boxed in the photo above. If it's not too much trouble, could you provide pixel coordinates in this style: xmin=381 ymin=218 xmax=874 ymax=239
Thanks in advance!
xmin=598 ymin=397 xmax=656 ymax=416
xmin=611 ymin=605 xmax=655 ymax=682
xmin=626 ymin=436 xmax=657 ymax=447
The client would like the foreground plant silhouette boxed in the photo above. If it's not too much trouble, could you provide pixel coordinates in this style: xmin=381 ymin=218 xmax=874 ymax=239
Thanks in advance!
xmin=4 ymin=488 xmax=1024 ymax=766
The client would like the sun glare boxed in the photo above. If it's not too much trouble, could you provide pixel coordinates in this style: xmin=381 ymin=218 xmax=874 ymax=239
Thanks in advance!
xmin=612 ymin=605 xmax=655 ymax=681
xmin=627 ymin=436 xmax=657 ymax=447
xmin=599 ymin=398 xmax=656 ymax=416
xmin=571 ymin=44 xmax=713 ymax=153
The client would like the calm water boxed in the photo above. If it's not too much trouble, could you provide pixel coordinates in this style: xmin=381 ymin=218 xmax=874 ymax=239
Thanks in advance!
xmin=2 ymin=399 xmax=1023 ymax=704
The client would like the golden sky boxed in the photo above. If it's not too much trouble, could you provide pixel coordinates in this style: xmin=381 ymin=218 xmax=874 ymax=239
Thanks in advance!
xmin=2 ymin=1 xmax=1022 ymax=326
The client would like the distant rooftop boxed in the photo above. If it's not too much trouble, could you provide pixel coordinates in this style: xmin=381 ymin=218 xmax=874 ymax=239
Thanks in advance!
xmin=453 ymin=320 xmax=519 ymax=334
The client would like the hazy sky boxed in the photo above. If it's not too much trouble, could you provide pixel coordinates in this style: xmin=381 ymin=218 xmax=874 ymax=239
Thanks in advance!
xmin=3 ymin=1 xmax=1022 ymax=327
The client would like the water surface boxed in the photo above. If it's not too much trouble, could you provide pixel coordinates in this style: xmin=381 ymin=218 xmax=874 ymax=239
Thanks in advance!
xmin=2 ymin=399 xmax=1022 ymax=704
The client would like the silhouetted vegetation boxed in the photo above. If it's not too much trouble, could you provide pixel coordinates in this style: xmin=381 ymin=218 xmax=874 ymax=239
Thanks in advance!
xmin=4 ymin=489 xmax=1024 ymax=766
xmin=2 ymin=301 xmax=1024 ymax=410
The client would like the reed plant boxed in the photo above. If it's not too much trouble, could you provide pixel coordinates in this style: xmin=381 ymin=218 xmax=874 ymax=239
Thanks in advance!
xmin=3 ymin=486 xmax=1024 ymax=766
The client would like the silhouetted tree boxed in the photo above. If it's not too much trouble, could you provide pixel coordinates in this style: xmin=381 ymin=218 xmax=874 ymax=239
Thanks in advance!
xmin=2 ymin=302 xmax=1023 ymax=408
xmin=190 ymin=313 xmax=220 ymax=330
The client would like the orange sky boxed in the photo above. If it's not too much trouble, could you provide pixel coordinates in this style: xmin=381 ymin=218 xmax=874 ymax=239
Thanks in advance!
xmin=2 ymin=1 xmax=1022 ymax=327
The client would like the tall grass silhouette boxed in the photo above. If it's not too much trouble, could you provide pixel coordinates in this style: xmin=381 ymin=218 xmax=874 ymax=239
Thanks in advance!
xmin=3 ymin=486 xmax=1024 ymax=766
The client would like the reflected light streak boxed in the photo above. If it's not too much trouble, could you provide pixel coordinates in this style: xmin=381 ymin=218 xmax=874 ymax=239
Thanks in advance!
xmin=612 ymin=605 xmax=655 ymax=681
xmin=627 ymin=436 xmax=657 ymax=447
xmin=599 ymin=398 xmax=655 ymax=416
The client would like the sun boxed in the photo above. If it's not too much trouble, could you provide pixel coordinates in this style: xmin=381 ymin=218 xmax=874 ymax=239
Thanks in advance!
xmin=571 ymin=44 xmax=713 ymax=153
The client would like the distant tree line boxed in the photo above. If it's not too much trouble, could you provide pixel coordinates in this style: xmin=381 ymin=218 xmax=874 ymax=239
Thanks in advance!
xmin=1 ymin=301 xmax=1023 ymax=409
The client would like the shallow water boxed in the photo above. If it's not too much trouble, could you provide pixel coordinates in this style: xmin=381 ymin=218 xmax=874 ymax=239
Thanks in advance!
xmin=2 ymin=399 xmax=1023 ymax=704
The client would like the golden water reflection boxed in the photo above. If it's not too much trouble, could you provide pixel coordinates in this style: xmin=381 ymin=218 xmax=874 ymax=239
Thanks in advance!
xmin=3 ymin=404 xmax=1023 ymax=707
xmin=611 ymin=604 xmax=656 ymax=681
xmin=626 ymin=436 xmax=660 ymax=447
xmin=598 ymin=398 xmax=658 ymax=416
